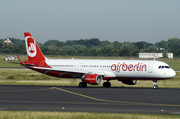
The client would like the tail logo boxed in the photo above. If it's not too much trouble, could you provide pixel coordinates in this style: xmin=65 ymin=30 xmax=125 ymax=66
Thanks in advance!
xmin=29 ymin=43 xmax=35 ymax=52
xmin=25 ymin=36 xmax=37 ymax=57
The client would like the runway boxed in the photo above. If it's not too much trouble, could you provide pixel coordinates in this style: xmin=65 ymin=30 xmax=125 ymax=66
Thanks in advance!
xmin=0 ymin=85 xmax=180 ymax=114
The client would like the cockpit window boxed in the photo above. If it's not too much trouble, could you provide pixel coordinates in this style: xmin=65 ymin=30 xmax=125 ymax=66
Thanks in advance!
xmin=165 ymin=66 xmax=170 ymax=68
xmin=162 ymin=66 xmax=165 ymax=68
xmin=158 ymin=66 xmax=161 ymax=68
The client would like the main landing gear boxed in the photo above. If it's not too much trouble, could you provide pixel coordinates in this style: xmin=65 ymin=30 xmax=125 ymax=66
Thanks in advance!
xmin=103 ymin=81 xmax=111 ymax=88
xmin=79 ymin=75 xmax=87 ymax=88
xmin=79 ymin=82 xmax=87 ymax=88
xmin=153 ymin=80 xmax=158 ymax=89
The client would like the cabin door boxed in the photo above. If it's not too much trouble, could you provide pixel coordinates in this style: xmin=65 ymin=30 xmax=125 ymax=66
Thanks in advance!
xmin=148 ymin=62 xmax=154 ymax=73
xmin=78 ymin=63 xmax=82 ymax=71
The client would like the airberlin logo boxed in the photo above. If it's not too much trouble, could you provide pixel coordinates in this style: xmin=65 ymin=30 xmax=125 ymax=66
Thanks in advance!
xmin=25 ymin=36 xmax=37 ymax=57
xmin=111 ymin=62 xmax=147 ymax=72
xmin=28 ymin=43 xmax=35 ymax=53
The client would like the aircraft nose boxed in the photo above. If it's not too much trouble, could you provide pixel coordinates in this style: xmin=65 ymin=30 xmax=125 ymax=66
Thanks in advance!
xmin=170 ymin=69 xmax=176 ymax=78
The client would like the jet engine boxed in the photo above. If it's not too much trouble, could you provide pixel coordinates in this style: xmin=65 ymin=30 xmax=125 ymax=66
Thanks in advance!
xmin=118 ymin=79 xmax=139 ymax=85
xmin=84 ymin=74 xmax=103 ymax=85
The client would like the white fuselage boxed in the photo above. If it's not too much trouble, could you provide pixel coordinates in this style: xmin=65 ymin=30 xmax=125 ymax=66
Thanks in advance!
xmin=45 ymin=59 xmax=176 ymax=80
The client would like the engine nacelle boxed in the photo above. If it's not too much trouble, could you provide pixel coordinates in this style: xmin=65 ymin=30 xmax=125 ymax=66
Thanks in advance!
xmin=118 ymin=79 xmax=139 ymax=85
xmin=84 ymin=74 xmax=103 ymax=85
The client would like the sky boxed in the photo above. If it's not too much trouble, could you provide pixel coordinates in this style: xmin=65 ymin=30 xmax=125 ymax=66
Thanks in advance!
xmin=0 ymin=0 xmax=180 ymax=44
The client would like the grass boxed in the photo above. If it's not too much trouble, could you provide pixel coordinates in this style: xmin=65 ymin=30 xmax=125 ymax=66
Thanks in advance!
xmin=0 ymin=111 xmax=180 ymax=119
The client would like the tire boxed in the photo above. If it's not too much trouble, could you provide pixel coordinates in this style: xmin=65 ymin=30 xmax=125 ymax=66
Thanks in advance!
xmin=103 ymin=82 xmax=111 ymax=88
xmin=79 ymin=82 xmax=87 ymax=88
xmin=79 ymin=82 xmax=83 ymax=87
xmin=153 ymin=85 xmax=158 ymax=89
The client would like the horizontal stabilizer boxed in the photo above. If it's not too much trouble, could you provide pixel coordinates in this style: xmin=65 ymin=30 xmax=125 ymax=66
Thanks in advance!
xmin=24 ymin=63 xmax=34 ymax=66
xmin=17 ymin=55 xmax=24 ymax=65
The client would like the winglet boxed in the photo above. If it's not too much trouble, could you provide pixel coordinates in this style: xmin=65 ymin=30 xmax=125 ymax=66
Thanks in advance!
xmin=17 ymin=55 xmax=24 ymax=65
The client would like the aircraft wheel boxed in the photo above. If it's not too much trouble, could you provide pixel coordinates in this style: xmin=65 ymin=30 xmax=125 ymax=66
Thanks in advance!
xmin=153 ymin=80 xmax=158 ymax=89
xmin=79 ymin=82 xmax=83 ymax=87
xmin=103 ymin=82 xmax=111 ymax=88
xmin=153 ymin=85 xmax=158 ymax=89
xmin=79 ymin=82 xmax=87 ymax=88
xmin=83 ymin=82 xmax=87 ymax=87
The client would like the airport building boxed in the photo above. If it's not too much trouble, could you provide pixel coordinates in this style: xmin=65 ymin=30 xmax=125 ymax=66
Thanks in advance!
xmin=139 ymin=53 xmax=173 ymax=59
xmin=167 ymin=53 xmax=173 ymax=58
xmin=3 ymin=39 xmax=13 ymax=46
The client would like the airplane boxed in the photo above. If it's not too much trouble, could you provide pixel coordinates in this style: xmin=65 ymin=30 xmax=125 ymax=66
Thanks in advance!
xmin=17 ymin=32 xmax=176 ymax=89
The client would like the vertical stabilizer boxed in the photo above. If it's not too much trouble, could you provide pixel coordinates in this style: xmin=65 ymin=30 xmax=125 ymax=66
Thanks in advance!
xmin=24 ymin=32 xmax=46 ymax=61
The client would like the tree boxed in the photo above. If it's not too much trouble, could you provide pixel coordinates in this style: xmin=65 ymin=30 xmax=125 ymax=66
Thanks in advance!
xmin=131 ymin=49 xmax=140 ymax=56
xmin=122 ymin=42 xmax=138 ymax=49
xmin=68 ymin=49 xmax=77 ymax=55
xmin=134 ymin=41 xmax=153 ymax=49
xmin=76 ymin=39 xmax=85 ymax=45
xmin=89 ymin=48 xmax=98 ymax=56
xmin=65 ymin=40 xmax=75 ymax=46
xmin=163 ymin=50 xmax=168 ymax=58
xmin=0 ymin=41 xmax=3 ymax=48
xmin=44 ymin=40 xmax=60 ymax=46
xmin=9 ymin=38 xmax=24 ymax=45
xmin=47 ymin=44 xmax=58 ymax=50
xmin=1 ymin=47 xmax=12 ymax=54
xmin=155 ymin=40 xmax=168 ymax=50
xmin=119 ymin=48 xmax=131 ymax=56
xmin=56 ymin=41 xmax=65 ymax=47
xmin=113 ymin=41 xmax=122 ymax=48
xmin=17 ymin=44 xmax=26 ymax=54
xmin=85 ymin=38 xmax=101 ymax=48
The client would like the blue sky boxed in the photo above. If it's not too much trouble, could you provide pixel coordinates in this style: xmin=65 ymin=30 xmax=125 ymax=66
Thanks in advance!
xmin=1 ymin=0 xmax=180 ymax=43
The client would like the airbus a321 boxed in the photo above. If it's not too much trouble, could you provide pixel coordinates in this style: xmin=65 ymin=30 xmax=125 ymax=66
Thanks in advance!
xmin=17 ymin=32 xmax=176 ymax=89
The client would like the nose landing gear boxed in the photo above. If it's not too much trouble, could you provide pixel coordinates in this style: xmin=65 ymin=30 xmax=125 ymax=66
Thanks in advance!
xmin=153 ymin=80 xmax=158 ymax=89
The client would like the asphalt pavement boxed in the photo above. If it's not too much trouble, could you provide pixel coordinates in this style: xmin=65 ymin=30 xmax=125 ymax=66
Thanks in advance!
xmin=0 ymin=85 xmax=180 ymax=114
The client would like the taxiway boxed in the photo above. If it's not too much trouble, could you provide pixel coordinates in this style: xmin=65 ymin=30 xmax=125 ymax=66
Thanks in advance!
xmin=0 ymin=85 xmax=180 ymax=114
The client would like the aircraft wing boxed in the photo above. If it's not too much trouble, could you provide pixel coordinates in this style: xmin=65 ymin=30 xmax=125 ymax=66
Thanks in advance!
xmin=33 ymin=66 xmax=86 ymax=74
xmin=32 ymin=66 xmax=112 ymax=77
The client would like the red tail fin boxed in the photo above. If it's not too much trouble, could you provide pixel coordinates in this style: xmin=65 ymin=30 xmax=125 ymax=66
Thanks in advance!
xmin=24 ymin=32 xmax=46 ymax=61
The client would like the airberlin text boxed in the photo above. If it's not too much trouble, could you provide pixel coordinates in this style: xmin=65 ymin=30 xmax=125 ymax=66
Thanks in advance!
xmin=111 ymin=62 xmax=147 ymax=72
